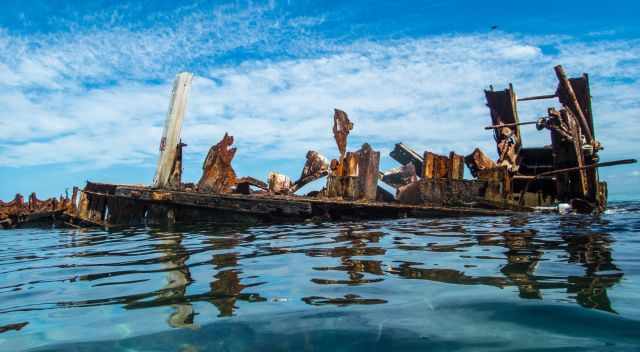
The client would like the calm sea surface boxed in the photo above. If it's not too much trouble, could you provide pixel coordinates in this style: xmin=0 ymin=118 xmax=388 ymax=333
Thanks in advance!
xmin=1 ymin=202 xmax=639 ymax=351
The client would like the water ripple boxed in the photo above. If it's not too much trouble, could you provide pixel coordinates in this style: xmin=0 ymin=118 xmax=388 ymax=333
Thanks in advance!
xmin=1 ymin=203 xmax=639 ymax=351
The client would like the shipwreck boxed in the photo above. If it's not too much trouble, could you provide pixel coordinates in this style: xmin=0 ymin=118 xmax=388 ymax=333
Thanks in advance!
xmin=1 ymin=65 xmax=636 ymax=229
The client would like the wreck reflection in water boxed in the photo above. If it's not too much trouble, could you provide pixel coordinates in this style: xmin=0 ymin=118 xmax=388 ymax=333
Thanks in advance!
xmin=390 ymin=226 xmax=622 ymax=313
xmin=0 ymin=206 xmax=636 ymax=351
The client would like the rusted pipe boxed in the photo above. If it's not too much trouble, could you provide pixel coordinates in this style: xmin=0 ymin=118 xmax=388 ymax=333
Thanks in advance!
xmin=517 ymin=93 xmax=557 ymax=101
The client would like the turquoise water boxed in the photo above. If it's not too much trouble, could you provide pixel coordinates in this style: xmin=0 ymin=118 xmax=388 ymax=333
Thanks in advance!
xmin=1 ymin=202 xmax=639 ymax=351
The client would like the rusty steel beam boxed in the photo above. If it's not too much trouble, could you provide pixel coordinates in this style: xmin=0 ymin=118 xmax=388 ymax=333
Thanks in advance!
xmin=517 ymin=93 xmax=557 ymax=102
xmin=533 ymin=159 xmax=636 ymax=179
xmin=235 ymin=177 xmax=269 ymax=195
xmin=390 ymin=143 xmax=424 ymax=173
xmin=484 ymin=120 xmax=539 ymax=130
xmin=292 ymin=150 xmax=330 ymax=192
xmin=355 ymin=143 xmax=381 ymax=201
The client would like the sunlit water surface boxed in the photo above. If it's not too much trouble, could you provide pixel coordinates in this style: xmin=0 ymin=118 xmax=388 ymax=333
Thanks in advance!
xmin=1 ymin=202 xmax=640 ymax=351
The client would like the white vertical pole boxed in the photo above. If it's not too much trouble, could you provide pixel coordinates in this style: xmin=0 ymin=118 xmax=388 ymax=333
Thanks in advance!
xmin=153 ymin=72 xmax=194 ymax=188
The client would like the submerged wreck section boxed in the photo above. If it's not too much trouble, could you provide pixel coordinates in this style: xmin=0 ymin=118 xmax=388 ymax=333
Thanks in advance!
xmin=3 ymin=65 xmax=636 ymax=229
xmin=0 ymin=191 xmax=76 ymax=229
xmin=66 ymin=182 xmax=512 ymax=227
xmin=63 ymin=105 xmax=511 ymax=227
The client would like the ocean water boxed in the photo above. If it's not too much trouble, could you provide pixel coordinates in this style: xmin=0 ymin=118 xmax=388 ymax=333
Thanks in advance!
xmin=1 ymin=202 xmax=639 ymax=351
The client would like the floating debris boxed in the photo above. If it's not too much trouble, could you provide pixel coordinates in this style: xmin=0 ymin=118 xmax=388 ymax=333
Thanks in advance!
xmin=302 ymin=294 xmax=387 ymax=306
xmin=0 ymin=322 xmax=28 ymax=334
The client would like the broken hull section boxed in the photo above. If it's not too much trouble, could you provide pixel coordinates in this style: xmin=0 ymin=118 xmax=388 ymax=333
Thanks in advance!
xmin=66 ymin=182 xmax=516 ymax=227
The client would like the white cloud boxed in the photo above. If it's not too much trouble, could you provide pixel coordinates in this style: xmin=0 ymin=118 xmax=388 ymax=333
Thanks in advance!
xmin=497 ymin=44 xmax=541 ymax=60
xmin=0 ymin=7 xmax=638 ymax=186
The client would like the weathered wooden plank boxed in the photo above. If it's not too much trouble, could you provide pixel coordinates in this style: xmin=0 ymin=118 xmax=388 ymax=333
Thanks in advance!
xmin=113 ymin=187 xmax=313 ymax=217
xmin=70 ymin=182 xmax=520 ymax=228
xmin=85 ymin=181 xmax=118 ymax=194
xmin=153 ymin=72 xmax=194 ymax=189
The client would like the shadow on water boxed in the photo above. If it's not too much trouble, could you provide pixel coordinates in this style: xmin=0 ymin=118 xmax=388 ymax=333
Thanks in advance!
xmin=1 ymin=202 xmax=639 ymax=351
xmin=25 ymin=304 xmax=640 ymax=352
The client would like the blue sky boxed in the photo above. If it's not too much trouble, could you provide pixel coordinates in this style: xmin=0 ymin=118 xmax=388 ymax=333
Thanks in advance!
xmin=1 ymin=0 xmax=639 ymax=201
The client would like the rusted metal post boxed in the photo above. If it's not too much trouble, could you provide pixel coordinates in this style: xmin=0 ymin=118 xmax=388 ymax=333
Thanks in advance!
xmin=197 ymin=133 xmax=237 ymax=193
xmin=423 ymin=151 xmax=451 ymax=180
xmin=333 ymin=109 xmax=353 ymax=158
xmin=554 ymin=65 xmax=593 ymax=145
xmin=423 ymin=151 xmax=435 ymax=179
xmin=448 ymin=152 xmax=465 ymax=180
xmin=564 ymin=109 xmax=590 ymax=197
xmin=484 ymin=120 xmax=539 ymax=130
xmin=356 ymin=143 xmax=380 ymax=201
xmin=153 ymin=72 xmax=194 ymax=189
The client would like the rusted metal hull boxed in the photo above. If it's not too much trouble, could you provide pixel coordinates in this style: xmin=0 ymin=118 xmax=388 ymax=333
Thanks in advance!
xmin=65 ymin=182 xmax=517 ymax=227
xmin=4 ymin=65 xmax=634 ymax=230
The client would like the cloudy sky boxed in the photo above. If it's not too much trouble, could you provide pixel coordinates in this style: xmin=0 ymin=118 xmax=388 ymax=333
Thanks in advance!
xmin=0 ymin=0 xmax=638 ymax=201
